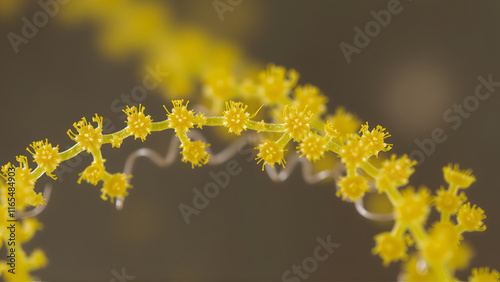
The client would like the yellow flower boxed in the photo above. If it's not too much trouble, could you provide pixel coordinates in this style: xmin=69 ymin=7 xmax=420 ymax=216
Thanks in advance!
xmin=401 ymin=255 xmax=438 ymax=281
xmin=434 ymin=186 xmax=467 ymax=214
xmin=293 ymin=84 xmax=328 ymax=116
xmin=203 ymin=68 xmax=237 ymax=100
xmin=0 ymin=246 xmax=47 ymax=282
xmin=180 ymin=140 xmax=210 ymax=168
xmin=395 ymin=186 xmax=431 ymax=225
xmin=424 ymin=222 xmax=461 ymax=262
xmin=27 ymin=139 xmax=61 ymax=180
xmin=339 ymin=136 xmax=370 ymax=169
xmin=359 ymin=123 xmax=392 ymax=157
xmin=443 ymin=163 xmax=476 ymax=189
xmin=258 ymin=64 xmax=298 ymax=105
xmin=194 ymin=113 xmax=207 ymax=129
xmin=223 ymin=101 xmax=251 ymax=135
xmin=372 ymin=232 xmax=407 ymax=266
xmin=78 ymin=159 xmax=106 ymax=185
xmin=458 ymin=203 xmax=486 ymax=232
xmin=164 ymin=99 xmax=195 ymax=135
xmin=1 ymin=156 xmax=43 ymax=209
xmin=101 ymin=173 xmax=132 ymax=203
xmin=324 ymin=107 xmax=361 ymax=140
xmin=297 ymin=132 xmax=327 ymax=162
xmin=469 ymin=267 xmax=500 ymax=282
xmin=110 ymin=135 xmax=123 ymax=148
xmin=255 ymin=139 xmax=286 ymax=170
xmin=124 ymin=104 xmax=152 ymax=141
xmin=448 ymin=242 xmax=473 ymax=271
xmin=376 ymin=154 xmax=416 ymax=191
xmin=282 ymin=105 xmax=313 ymax=141
xmin=336 ymin=174 xmax=369 ymax=202
xmin=67 ymin=114 xmax=104 ymax=153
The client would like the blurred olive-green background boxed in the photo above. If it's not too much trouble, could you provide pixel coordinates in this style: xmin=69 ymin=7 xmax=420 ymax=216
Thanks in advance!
xmin=1 ymin=0 xmax=500 ymax=281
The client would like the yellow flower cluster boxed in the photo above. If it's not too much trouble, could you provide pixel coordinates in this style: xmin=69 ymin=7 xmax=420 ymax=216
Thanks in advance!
xmin=1 ymin=59 xmax=496 ymax=281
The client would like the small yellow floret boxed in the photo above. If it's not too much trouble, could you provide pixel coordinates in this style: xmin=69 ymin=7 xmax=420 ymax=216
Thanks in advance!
xmin=297 ymin=133 xmax=326 ymax=162
xmin=434 ymin=186 xmax=467 ymax=214
xmin=223 ymin=101 xmax=251 ymax=135
xmin=424 ymin=222 xmax=461 ymax=262
xmin=376 ymin=154 xmax=416 ymax=191
xmin=282 ymin=105 xmax=313 ymax=141
xmin=255 ymin=140 xmax=286 ymax=170
xmin=443 ymin=163 xmax=476 ymax=189
xmin=78 ymin=159 xmax=105 ymax=185
xmin=67 ymin=114 xmax=104 ymax=153
xmin=359 ymin=123 xmax=392 ymax=157
xmin=339 ymin=136 xmax=370 ymax=169
xmin=458 ymin=202 xmax=486 ymax=232
xmin=1 ymin=156 xmax=43 ymax=209
xmin=124 ymin=104 xmax=152 ymax=141
xmin=336 ymin=174 xmax=369 ymax=202
xmin=101 ymin=173 xmax=132 ymax=203
xmin=180 ymin=140 xmax=210 ymax=168
xmin=469 ymin=267 xmax=500 ymax=282
xmin=194 ymin=113 xmax=207 ymax=129
xmin=324 ymin=107 xmax=361 ymax=139
xmin=372 ymin=232 xmax=407 ymax=266
xmin=110 ymin=135 xmax=123 ymax=148
xmin=203 ymin=69 xmax=236 ymax=100
xmin=258 ymin=64 xmax=298 ymax=105
xmin=165 ymin=99 xmax=195 ymax=135
xmin=395 ymin=186 xmax=431 ymax=225
xmin=27 ymin=139 xmax=61 ymax=180
xmin=293 ymin=84 xmax=328 ymax=116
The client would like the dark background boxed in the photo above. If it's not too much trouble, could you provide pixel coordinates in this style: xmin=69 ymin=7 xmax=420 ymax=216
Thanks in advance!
xmin=1 ymin=0 xmax=499 ymax=281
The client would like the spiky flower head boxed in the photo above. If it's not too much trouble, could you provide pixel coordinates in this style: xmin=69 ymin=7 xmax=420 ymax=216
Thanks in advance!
xmin=469 ymin=267 xmax=500 ymax=282
xmin=376 ymin=154 xmax=416 ymax=192
xmin=372 ymin=232 xmax=408 ymax=266
xmin=359 ymin=123 xmax=392 ymax=157
xmin=180 ymin=140 xmax=210 ymax=168
xmin=458 ymin=202 xmax=486 ymax=232
xmin=1 ymin=156 xmax=44 ymax=209
xmin=203 ymin=68 xmax=237 ymax=100
xmin=293 ymin=84 xmax=328 ymax=117
xmin=124 ymin=104 xmax=152 ymax=141
xmin=324 ymin=107 xmax=361 ymax=140
xmin=101 ymin=173 xmax=132 ymax=203
xmin=282 ymin=105 xmax=313 ymax=141
xmin=165 ymin=99 xmax=195 ymax=135
xmin=443 ymin=163 xmax=476 ymax=189
xmin=434 ymin=186 xmax=467 ymax=214
xmin=255 ymin=139 xmax=286 ymax=171
xmin=78 ymin=159 xmax=106 ymax=185
xmin=336 ymin=174 xmax=369 ymax=202
xmin=223 ymin=101 xmax=251 ymax=135
xmin=339 ymin=135 xmax=370 ymax=169
xmin=424 ymin=222 xmax=461 ymax=262
xmin=27 ymin=139 xmax=61 ymax=180
xmin=395 ymin=186 xmax=431 ymax=225
xmin=297 ymin=132 xmax=327 ymax=162
xmin=258 ymin=64 xmax=298 ymax=105
xmin=67 ymin=114 xmax=104 ymax=153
